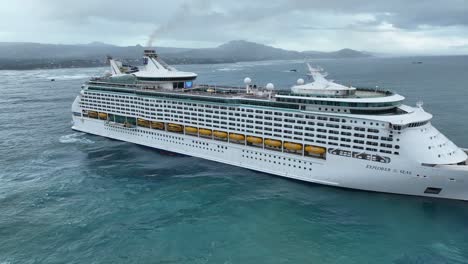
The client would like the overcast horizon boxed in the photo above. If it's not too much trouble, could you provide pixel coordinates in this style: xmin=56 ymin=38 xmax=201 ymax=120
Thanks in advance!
xmin=1 ymin=0 xmax=468 ymax=55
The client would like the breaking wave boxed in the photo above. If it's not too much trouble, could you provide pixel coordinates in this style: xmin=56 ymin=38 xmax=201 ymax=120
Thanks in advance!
xmin=59 ymin=133 xmax=94 ymax=144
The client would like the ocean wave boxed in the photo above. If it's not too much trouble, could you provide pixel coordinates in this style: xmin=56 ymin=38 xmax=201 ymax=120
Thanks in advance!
xmin=217 ymin=67 xmax=241 ymax=72
xmin=59 ymin=133 xmax=94 ymax=144
xmin=46 ymin=74 xmax=91 ymax=80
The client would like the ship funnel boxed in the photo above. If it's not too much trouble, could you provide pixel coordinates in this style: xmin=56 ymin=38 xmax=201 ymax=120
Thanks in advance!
xmin=144 ymin=49 xmax=157 ymax=58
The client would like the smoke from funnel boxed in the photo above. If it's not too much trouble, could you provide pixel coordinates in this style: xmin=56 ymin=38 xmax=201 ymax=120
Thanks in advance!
xmin=146 ymin=0 xmax=212 ymax=48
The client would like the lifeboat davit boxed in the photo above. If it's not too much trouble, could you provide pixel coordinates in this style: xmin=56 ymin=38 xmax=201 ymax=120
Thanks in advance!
xmin=265 ymin=139 xmax=282 ymax=147
xmin=214 ymin=131 xmax=228 ymax=138
xmin=247 ymin=136 xmax=263 ymax=144
xmin=151 ymin=122 xmax=164 ymax=130
xmin=98 ymin=112 xmax=108 ymax=120
xmin=168 ymin=123 xmax=183 ymax=132
xmin=284 ymin=142 xmax=303 ymax=151
xmin=185 ymin=126 xmax=198 ymax=134
xmin=229 ymin=133 xmax=245 ymax=141
xmin=199 ymin=128 xmax=212 ymax=136
xmin=305 ymin=145 xmax=326 ymax=155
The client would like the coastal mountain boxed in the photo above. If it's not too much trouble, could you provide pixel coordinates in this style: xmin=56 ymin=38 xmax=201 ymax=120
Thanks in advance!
xmin=0 ymin=40 xmax=371 ymax=70
xmin=172 ymin=40 xmax=305 ymax=63
xmin=303 ymin=48 xmax=371 ymax=58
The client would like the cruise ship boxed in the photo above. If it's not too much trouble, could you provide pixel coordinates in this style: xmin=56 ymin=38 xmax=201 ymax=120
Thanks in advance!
xmin=71 ymin=49 xmax=468 ymax=200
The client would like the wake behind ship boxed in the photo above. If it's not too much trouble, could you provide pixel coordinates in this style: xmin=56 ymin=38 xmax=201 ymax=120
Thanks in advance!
xmin=71 ymin=49 xmax=468 ymax=200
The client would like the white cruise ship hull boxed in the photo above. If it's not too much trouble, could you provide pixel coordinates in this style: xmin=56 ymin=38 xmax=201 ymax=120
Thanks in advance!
xmin=72 ymin=117 xmax=468 ymax=201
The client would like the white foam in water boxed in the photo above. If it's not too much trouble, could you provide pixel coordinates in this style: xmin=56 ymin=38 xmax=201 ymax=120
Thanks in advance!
xmin=47 ymin=74 xmax=90 ymax=80
xmin=217 ymin=67 xmax=241 ymax=72
xmin=59 ymin=133 xmax=94 ymax=144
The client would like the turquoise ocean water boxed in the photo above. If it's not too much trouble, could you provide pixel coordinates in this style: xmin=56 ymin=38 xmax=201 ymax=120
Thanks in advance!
xmin=1 ymin=56 xmax=468 ymax=263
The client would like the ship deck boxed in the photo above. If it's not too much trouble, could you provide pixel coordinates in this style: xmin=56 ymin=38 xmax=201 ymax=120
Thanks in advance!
xmin=87 ymin=79 xmax=394 ymax=101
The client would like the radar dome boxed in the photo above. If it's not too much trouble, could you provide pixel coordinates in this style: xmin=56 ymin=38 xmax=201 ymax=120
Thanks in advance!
xmin=244 ymin=77 xmax=252 ymax=84
xmin=266 ymin=83 xmax=275 ymax=90
xmin=297 ymin=78 xmax=305 ymax=85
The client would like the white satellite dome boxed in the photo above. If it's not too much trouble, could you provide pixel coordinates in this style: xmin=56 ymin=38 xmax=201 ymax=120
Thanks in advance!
xmin=244 ymin=77 xmax=252 ymax=84
xmin=297 ymin=78 xmax=305 ymax=85
xmin=266 ymin=83 xmax=275 ymax=90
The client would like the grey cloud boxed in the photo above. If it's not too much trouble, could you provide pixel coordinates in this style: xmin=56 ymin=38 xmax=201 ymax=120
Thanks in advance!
xmin=286 ymin=0 xmax=468 ymax=28
xmin=1 ymin=0 xmax=467 ymax=54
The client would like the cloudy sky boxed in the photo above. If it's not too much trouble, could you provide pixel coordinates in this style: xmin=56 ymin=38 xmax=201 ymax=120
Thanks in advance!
xmin=1 ymin=0 xmax=468 ymax=54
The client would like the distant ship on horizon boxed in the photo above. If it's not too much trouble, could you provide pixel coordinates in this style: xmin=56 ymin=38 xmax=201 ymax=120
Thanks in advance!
xmin=71 ymin=49 xmax=468 ymax=201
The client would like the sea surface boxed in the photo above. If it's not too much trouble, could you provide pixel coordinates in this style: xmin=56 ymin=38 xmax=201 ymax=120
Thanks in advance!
xmin=1 ymin=56 xmax=468 ymax=263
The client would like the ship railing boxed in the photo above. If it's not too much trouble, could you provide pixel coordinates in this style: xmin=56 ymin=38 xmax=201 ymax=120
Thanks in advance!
xmin=196 ymin=84 xmax=246 ymax=93
xmin=276 ymin=87 xmax=394 ymax=98
xmin=356 ymin=87 xmax=394 ymax=96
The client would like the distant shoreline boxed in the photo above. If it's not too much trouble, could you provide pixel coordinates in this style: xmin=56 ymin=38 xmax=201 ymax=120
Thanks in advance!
xmin=0 ymin=40 xmax=373 ymax=70
xmin=1 ymin=54 xmax=467 ymax=71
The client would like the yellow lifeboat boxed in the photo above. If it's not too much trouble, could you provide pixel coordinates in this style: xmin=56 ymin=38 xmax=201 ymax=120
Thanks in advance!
xmin=247 ymin=136 xmax=263 ymax=144
xmin=265 ymin=139 xmax=282 ymax=148
xmin=98 ymin=112 xmax=108 ymax=120
xmin=151 ymin=122 xmax=164 ymax=130
xmin=213 ymin=131 xmax=228 ymax=138
xmin=137 ymin=118 xmax=150 ymax=127
xmin=229 ymin=133 xmax=245 ymax=141
xmin=167 ymin=123 xmax=183 ymax=132
xmin=284 ymin=142 xmax=303 ymax=151
xmin=185 ymin=126 xmax=198 ymax=134
xmin=199 ymin=128 xmax=212 ymax=136
xmin=305 ymin=145 xmax=326 ymax=155
xmin=88 ymin=111 xmax=98 ymax=118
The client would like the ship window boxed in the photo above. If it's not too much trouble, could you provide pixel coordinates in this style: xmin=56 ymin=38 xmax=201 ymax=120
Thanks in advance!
xmin=424 ymin=187 xmax=442 ymax=194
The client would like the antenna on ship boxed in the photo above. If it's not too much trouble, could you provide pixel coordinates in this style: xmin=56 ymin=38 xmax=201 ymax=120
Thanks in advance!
xmin=244 ymin=77 xmax=252 ymax=94
xmin=266 ymin=83 xmax=275 ymax=99
xmin=416 ymin=100 xmax=424 ymax=108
